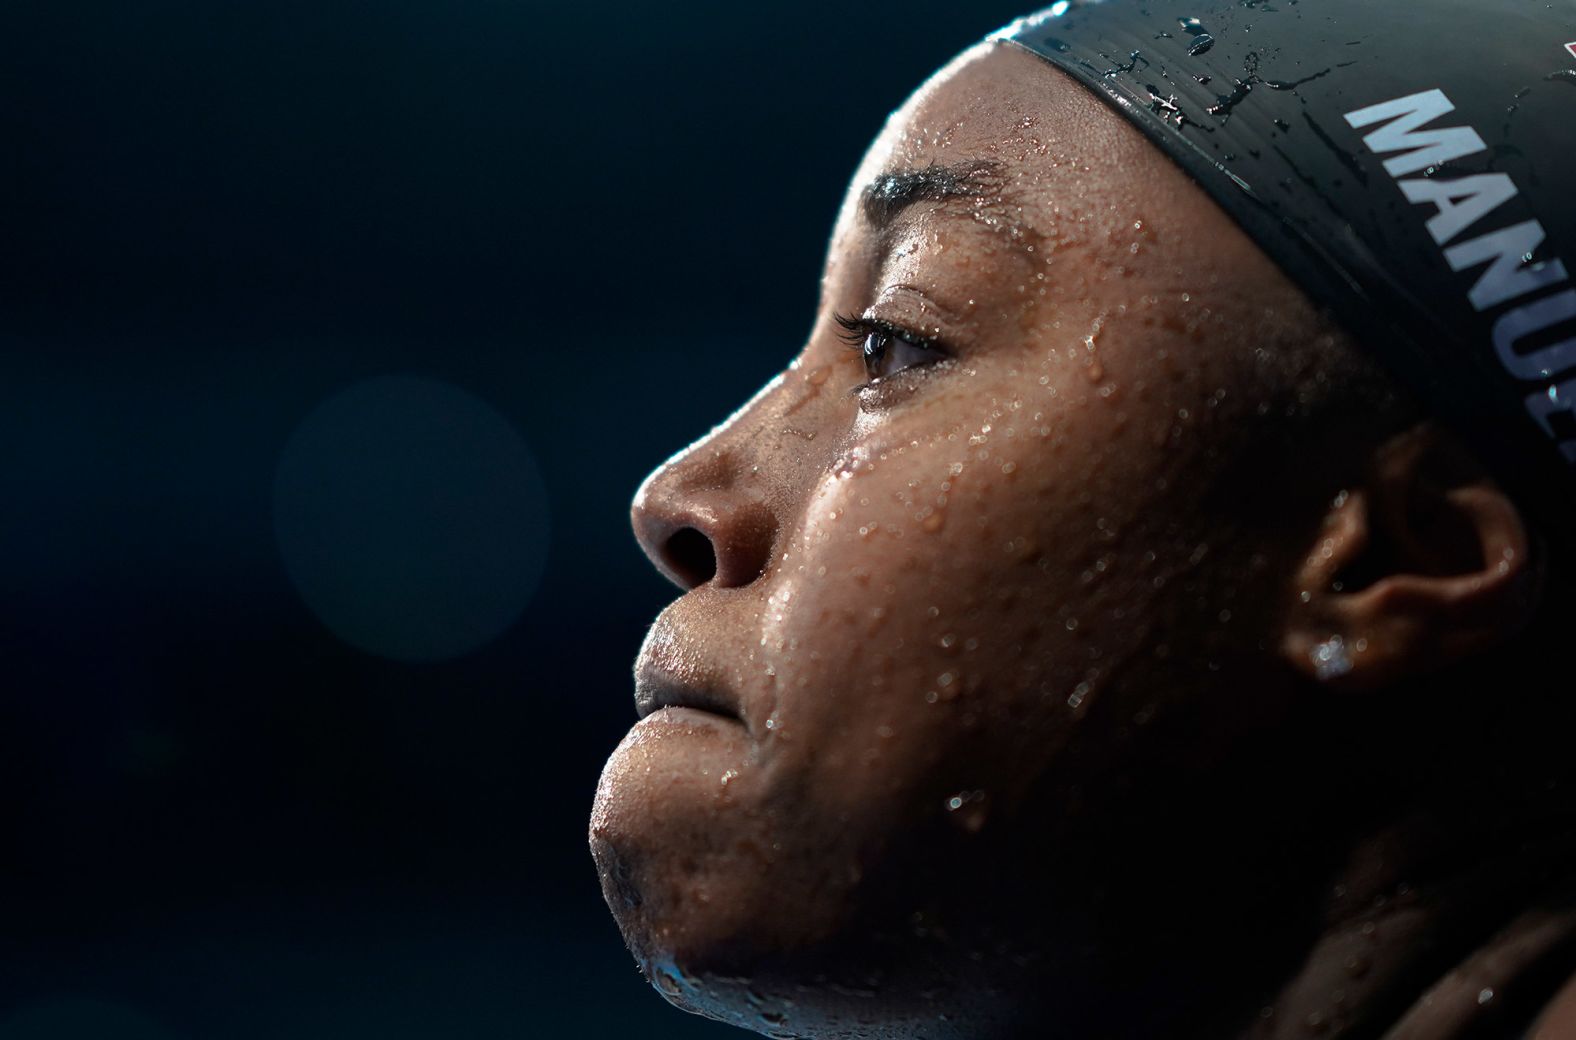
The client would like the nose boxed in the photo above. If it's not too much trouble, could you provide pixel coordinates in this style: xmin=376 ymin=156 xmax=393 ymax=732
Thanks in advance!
xmin=631 ymin=446 xmax=779 ymax=591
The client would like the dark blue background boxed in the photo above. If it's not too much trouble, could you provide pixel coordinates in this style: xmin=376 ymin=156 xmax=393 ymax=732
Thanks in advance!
xmin=0 ymin=4 xmax=1024 ymax=1037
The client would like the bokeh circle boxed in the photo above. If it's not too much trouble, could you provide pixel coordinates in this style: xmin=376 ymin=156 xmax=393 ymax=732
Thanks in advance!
xmin=273 ymin=375 xmax=549 ymax=662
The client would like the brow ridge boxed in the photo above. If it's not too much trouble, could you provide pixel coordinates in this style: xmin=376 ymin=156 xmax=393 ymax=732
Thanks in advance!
xmin=861 ymin=160 xmax=1004 ymax=227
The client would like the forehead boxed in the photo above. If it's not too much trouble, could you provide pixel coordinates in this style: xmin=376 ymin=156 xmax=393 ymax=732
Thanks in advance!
xmin=828 ymin=42 xmax=1288 ymax=315
xmin=846 ymin=43 xmax=1144 ymax=229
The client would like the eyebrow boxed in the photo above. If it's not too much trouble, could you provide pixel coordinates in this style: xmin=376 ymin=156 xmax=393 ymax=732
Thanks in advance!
xmin=860 ymin=160 xmax=1005 ymax=228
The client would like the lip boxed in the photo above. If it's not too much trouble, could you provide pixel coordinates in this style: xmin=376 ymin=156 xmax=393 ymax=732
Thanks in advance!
xmin=634 ymin=661 xmax=746 ymax=728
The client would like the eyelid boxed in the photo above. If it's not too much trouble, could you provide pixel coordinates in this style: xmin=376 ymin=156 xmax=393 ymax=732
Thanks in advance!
xmin=831 ymin=311 xmax=947 ymax=354
xmin=872 ymin=281 xmax=972 ymax=330
xmin=830 ymin=310 xmax=955 ymax=407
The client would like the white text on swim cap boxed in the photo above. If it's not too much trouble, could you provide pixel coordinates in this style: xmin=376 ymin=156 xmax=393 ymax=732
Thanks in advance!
xmin=1345 ymin=89 xmax=1576 ymax=461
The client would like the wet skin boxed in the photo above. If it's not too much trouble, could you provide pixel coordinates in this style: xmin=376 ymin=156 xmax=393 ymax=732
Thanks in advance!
xmin=590 ymin=41 xmax=1567 ymax=1040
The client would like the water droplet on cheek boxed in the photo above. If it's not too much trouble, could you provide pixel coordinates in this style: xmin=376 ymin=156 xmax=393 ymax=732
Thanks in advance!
xmin=1067 ymin=681 xmax=1090 ymax=709
xmin=944 ymin=789 xmax=991 ymax=833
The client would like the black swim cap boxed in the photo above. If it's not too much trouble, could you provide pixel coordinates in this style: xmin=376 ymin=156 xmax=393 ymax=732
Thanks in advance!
xmin=993 ymin=0 xmax=1576 ymax=532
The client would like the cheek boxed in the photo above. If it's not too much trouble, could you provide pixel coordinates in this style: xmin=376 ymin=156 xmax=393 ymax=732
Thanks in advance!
xmin=755 ymin=402 xmax=1119 ymax=814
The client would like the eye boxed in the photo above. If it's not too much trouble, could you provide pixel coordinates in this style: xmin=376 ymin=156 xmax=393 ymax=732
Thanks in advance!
xmin=833 ymin=312 xmax=947 ymax=385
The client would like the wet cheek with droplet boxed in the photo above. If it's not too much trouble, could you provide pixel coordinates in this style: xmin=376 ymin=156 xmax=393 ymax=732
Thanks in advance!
xmin=750 ymin=403 xmax=1118 ymax=821
xmin=757 ymin=312 xmax=1243 ymax=818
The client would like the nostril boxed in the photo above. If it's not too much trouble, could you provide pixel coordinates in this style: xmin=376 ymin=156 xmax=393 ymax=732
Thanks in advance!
xmin=664 ymin=526 xmax=717 ymax=589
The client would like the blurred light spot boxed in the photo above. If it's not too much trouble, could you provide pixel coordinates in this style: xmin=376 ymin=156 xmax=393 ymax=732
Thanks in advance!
xmin=273 ymin=375 xmax=548 ymax=662
xmin=0 ymin=998 xmax=175 ymax=1039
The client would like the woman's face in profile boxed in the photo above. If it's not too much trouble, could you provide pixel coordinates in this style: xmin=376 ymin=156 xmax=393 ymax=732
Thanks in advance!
xmin=592 ymin=41 xmax=1339 ymax=1036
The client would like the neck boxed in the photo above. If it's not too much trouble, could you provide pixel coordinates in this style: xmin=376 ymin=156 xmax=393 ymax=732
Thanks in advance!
xmin=1232 ymin=794 xmax=1576 ymax=1039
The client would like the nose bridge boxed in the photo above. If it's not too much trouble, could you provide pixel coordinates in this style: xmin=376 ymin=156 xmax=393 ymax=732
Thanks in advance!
xmin=632 ymin=367 xmax=830 ymax=591
xmin=640 ymin=370 xmax=789 ymax=497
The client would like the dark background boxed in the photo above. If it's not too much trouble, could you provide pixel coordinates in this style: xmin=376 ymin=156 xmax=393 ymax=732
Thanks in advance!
xmin=0 ymin=4 xmax=1024 ymax=1037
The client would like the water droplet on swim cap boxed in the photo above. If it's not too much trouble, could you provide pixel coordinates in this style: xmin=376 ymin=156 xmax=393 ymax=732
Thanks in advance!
xmin=993 ymin=0 xmax=1576 ymax=542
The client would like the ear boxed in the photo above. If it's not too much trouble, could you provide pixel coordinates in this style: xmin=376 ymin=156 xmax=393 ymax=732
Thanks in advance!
xmin=1279 ymin=421 xmax=1545 ymax=691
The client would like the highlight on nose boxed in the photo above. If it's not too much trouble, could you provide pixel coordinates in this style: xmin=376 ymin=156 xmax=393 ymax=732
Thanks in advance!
xmin=631 ymin=478 xmax=778 ymax=592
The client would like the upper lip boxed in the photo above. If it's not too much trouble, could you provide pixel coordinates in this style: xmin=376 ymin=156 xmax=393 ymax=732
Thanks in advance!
xmin=634 ymin=663 xmax=744 ymax=725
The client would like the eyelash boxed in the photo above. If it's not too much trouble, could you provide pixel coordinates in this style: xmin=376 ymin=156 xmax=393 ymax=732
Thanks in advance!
xmin=831 ymin=311 xmax=949 ymax=393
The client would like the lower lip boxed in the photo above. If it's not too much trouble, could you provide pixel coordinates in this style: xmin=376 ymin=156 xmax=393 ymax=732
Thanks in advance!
xmin=635 ymin=705 xmax=746 ymax=734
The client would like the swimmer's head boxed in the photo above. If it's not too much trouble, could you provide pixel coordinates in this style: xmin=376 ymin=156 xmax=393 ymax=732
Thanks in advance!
xmin=590 ymin=29 xmax=1560 ymax=1040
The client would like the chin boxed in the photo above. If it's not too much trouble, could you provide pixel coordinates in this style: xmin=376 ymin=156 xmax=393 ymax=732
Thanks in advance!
xmin=588 ymin=722 xmax=842 ymax=980
xmin=590 ymin=737 xmax=1072 ymax=1040
xmin=590 ymin=854 xmax=1054 ymax=1040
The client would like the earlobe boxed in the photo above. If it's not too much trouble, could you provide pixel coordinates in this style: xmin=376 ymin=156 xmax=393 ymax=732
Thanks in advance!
xmin=1278 ymin=422 xmax=1544 ymax=692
